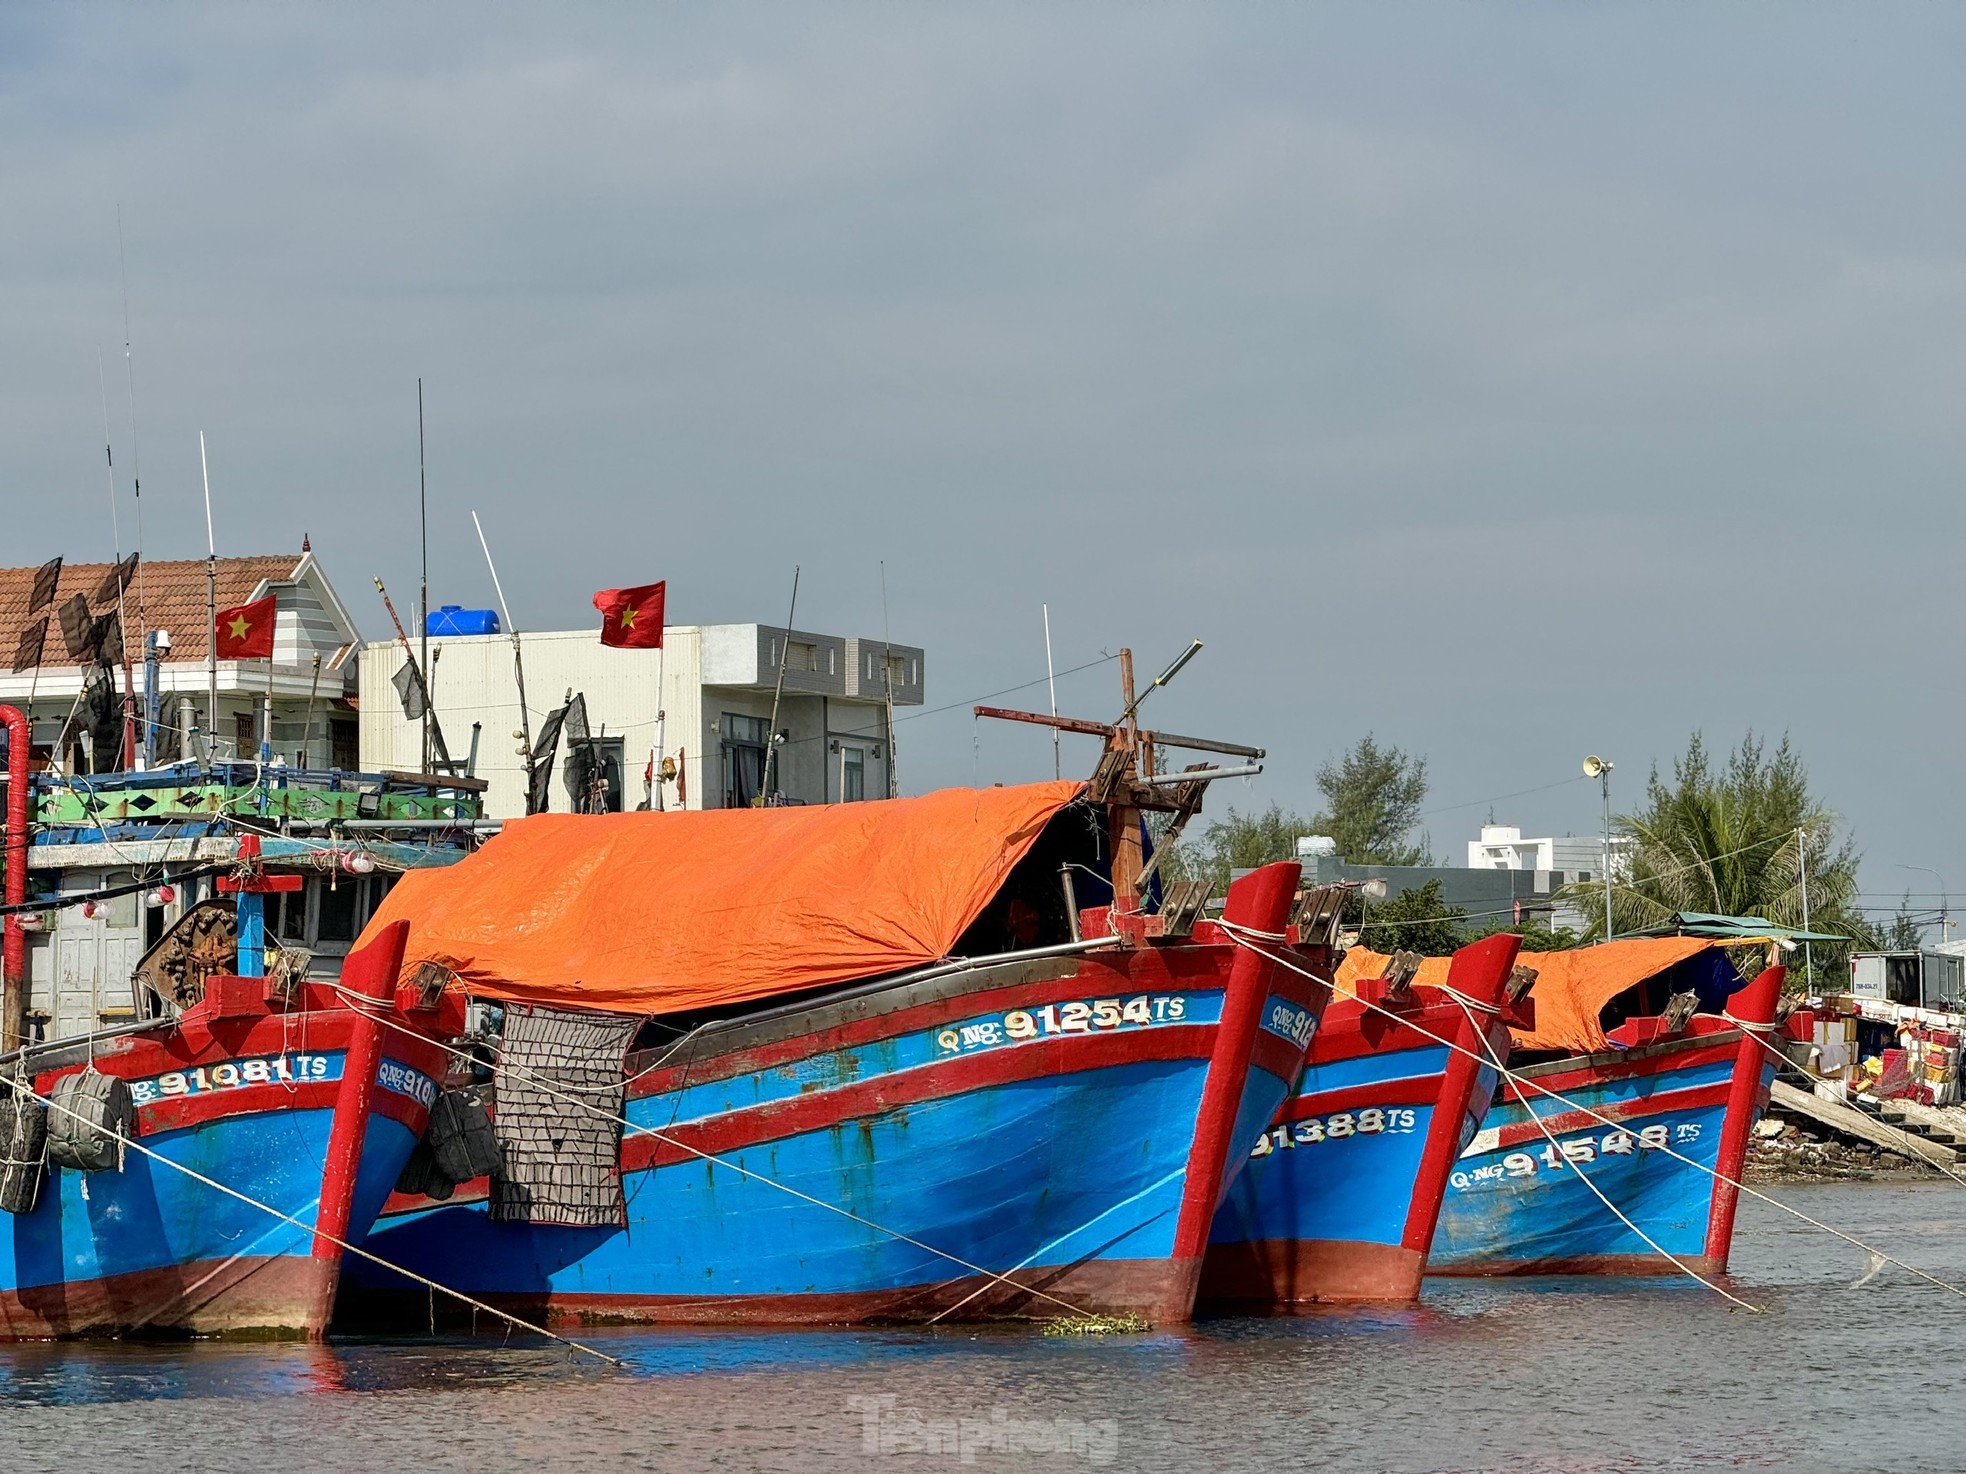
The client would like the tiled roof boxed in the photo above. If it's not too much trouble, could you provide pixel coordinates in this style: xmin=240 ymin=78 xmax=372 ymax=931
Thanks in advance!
xmin=1 ymin=556 xmax=302 ymax=668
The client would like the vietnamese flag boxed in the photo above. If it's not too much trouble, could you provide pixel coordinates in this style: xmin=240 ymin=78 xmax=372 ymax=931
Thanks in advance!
xmin=214 ymin=594 xmax=277 ymax=660
xmin=593 ymin=581 xmax=665 ymax=649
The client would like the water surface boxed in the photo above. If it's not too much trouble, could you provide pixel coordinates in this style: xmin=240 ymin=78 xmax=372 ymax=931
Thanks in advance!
xmin=1 ymin=1182 xmax=1957 ymax=1473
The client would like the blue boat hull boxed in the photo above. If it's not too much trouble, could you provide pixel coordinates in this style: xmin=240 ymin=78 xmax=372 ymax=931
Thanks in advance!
xmin=348 ymin=867 xmax=1319 ymax=1326
xmin=1430 ymin=1025 xmax=1776 ymax=1277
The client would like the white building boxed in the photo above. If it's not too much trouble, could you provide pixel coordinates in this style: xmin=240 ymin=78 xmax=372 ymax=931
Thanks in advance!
xmin=0 ymin=549 xmax=365 ymax=770
xmin=1467 ymin=823 xmax=1632 ymax=934
xmin=359 ymin=622 xmax=925 ymax=819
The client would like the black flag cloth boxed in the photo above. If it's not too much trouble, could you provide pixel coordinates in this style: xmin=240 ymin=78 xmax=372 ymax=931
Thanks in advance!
xmin=527 ymin=702 xmax=568 ymax=816
xmin=11 ymin=618 xmax=46 ymax=674
xmin=57 ymin=594 xmax=94 ymax=659
xmin=28 ymin=558 xmax=61 ymax=615
xmin=87 ymin=612 xmax=122 ymax=667
xmin=94 ymin=554 xmax=138 ymax=606
xmin=391 ymin=660 xmax=428 ymax=721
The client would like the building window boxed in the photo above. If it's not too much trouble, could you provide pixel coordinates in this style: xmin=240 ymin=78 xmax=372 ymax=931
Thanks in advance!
xmin=842 ymin=746 xmax=865 ymax=803
xmin=234 ymin=713 xmax=257 ymax=759
xmin=330 ymin=719 xmax=358 ymax=772
xmin=785 ymin=640 xmax=817 ymax=672
xmin=316 ymin=876 xmax=361 ymax=943
xmin=721 ymin=714 xmax=770 ymax=808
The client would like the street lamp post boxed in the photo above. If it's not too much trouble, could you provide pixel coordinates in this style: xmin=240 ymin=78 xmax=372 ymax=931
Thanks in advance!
xmin=1584 ymin=756 xmax=1614 ymax=940
xmin=1898 ymin=864 xmax=1950 ymax=947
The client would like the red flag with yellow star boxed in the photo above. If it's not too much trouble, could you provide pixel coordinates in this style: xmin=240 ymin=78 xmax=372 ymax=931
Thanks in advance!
xmin=593 ymin=581 xmax=665 ymax=649
xmin=214 ymin=594 xmax=277 ymax=660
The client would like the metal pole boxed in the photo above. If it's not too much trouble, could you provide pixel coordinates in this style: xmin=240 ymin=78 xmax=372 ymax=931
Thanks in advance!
xmin=1602 ymin=766 xmax=1614 ymax=941
xmin=1899 ymin=864 xmax=1948 ymax=947
xmin=1043 ymin=603 xmax=1059 ymax=781
xmin=199 ymin=432 xmax=216 ymax=759
xmin=417 ymin=379 xmax=430 ymax=775
xmin=1798 ymin=825 xmax=1812 ymax=990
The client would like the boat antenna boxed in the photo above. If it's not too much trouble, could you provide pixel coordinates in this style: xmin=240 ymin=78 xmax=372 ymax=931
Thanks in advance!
xmin=755 ymin=566 xmax=799 ymax=807
xmin=96 ymin=350 xmax=136 ymax=766
xmin=880 ymin=560 xmax=897 ymax=798
xmin=1042 ymin=603 xmax=1059 ymax=781
xmin=471 ymin=508 xmax=533 ymax=791
xmin=117 ymin=204 xmax=147 ymax=634
xmin=200 ymin=431 xmax=217 ymax=762
xmin=417 ymin=378 xmax=431 ymax=774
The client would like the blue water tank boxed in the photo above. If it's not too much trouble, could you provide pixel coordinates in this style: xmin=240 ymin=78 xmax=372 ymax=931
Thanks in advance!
xmin=425 ymin=605 xmax=500 ymax=636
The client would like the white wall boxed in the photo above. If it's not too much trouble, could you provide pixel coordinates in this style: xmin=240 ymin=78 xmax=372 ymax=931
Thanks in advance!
xmin=361 ymin=627 xmax=704 ymax=818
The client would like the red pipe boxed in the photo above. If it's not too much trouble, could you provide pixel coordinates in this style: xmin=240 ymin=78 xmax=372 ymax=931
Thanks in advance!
xmin=1703 ymin=962 xmax=1785 ymax=1268
xmin=1 ymin=705 xmax=28 ymax=1053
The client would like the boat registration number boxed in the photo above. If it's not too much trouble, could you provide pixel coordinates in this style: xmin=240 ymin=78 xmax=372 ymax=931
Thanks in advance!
xmin=128 ymin=1053 xmax=342 ymax=1105
xmin=1451 ymin=1122 xmax=1704 ymax=1189
xmin=1249 ymin=1108 xmax=1420 ymax=1156
xmin=935 ymin=994 xmax=1193 ymax=1055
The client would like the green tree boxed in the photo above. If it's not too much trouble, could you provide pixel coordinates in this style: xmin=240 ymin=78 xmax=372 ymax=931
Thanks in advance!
xmin=1470 ymin=917 xmax=1584 ymax=952
xmin=1357 ymin=879 xmax=1465 ymax=956
xmin=1166 ymin=803 xmax=1315 ymax=896
xmin=1882 ymin=894 xmax=1926 ymax=951
xmin=1313 ymin=735 xmax=1430 ymax=865
xmin=1566 ymin=731 xmax=1875 ymax=985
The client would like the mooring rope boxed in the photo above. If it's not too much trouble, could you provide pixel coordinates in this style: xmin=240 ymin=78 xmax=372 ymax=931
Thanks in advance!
xmin=341 ymin=990 xmax=1107 ymax=1323
xmin=1220 ymin=930 xmax=1966 ymax=1304
xmin=13 ymin=1073 xmax=624 ymax=1365
xmin=1444 ymin=986 xmax=1762 ymax=1312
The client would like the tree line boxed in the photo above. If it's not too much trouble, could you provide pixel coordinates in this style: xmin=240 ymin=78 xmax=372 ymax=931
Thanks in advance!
xmin=1167 ymin=730 xmax=1878 ymax=982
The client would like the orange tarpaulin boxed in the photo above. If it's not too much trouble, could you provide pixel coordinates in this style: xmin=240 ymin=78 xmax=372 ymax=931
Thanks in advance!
xmin=358 ymin=781 xmax=1083 ymax=1016
xmin=1336 ymin=937 xmax=1721 ymax=1053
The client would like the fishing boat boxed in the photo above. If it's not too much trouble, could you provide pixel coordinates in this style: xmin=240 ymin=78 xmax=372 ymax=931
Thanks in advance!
xmin=0 ymin=796 xmax=455 ymax=1341
xmin=1414 ymin=936 xmax=1786 ymax=1277
xmin=1198 ymin=929 xmax=1529 ymax=1309
xmin=342 ymin=689 xmax=1323 ymax=1327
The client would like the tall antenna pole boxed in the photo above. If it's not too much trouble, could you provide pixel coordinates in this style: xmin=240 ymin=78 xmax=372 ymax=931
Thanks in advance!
xmin=117 ymin=204 xmax=146 ymax=632
xmin=880 ymin=560 xmax=897 ymax=799
xmin=97 ymin=351 xmax=136 ymax=768
xmin=1602 ymin=764 xmax=1614 ymax=941
xmin=1042 ymin=603 xmax=1059 ymax=780
xmin=1798 ymin=825 xmax=1812 ymax=990
xmin=756 ymin=567 xmax=799 ymax=807
xmin=418 ymin=379 xmax=431 ymax=774
xmin=200 ymin=432 xmax=217 ymax=758
xmin=472 ymin=509 xmax=533 ymax=796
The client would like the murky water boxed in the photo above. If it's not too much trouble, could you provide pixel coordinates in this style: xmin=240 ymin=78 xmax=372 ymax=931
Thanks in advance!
xmin=0 ymin=1182 xmax=1957 ymax=1473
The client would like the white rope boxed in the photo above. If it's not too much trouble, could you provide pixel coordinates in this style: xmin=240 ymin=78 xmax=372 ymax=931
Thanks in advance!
xmin=1445 ymin=986 xmax=1761 ymax=1312
xmin=339 ymin=989 xmax=1105 ymax=1322
xmin=12 ymin=1069 xmax=622 ymax=1364
xmin=1227 ymin=934 xmax=1966 ymax=1304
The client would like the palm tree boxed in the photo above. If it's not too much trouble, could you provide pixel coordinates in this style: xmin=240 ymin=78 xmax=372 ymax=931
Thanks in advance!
xmin=1565 ymin=732 xmax=1874 ymax=985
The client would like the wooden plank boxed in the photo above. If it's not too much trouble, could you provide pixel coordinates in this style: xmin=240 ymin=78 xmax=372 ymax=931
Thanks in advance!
xmin=1770 ymin=1080 xmax=1962 ymax=1167
xmin=380 ymin=769 xmax=490 ymax=793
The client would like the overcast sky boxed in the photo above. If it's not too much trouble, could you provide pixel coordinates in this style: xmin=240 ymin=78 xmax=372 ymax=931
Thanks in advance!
xmin=4 ymin=5 xmax=1963 ymax=925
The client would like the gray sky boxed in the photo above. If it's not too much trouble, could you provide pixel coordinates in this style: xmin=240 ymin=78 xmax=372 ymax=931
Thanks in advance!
xmin=5 ymin=4 xmax=1963 ymax=929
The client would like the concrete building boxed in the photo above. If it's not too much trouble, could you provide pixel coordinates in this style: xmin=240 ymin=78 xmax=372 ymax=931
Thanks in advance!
xmin=1466 ymin=823 xmax=1631 ymax=934
xmin=359 ymin=622 xmax=925 ymax=819
xmin=0 ymin=549 xmax=364 ymax=771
